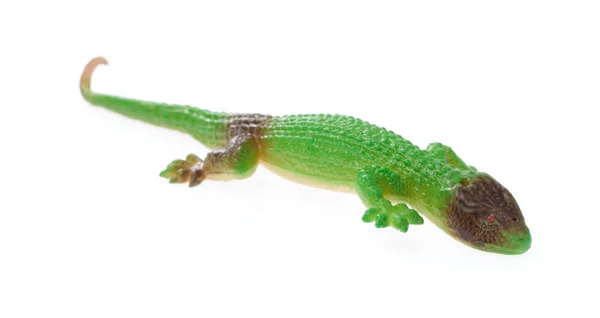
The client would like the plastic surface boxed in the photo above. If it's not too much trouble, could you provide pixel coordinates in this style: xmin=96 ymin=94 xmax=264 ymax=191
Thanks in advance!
xmin=81 ymin=57 xmax=531 ymax=254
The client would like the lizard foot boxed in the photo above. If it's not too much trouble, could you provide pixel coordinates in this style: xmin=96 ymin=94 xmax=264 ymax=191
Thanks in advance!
xmin=361 ymin=203 xmax=424 ymax=232
xmin=159 ymin=154 xmax=206 ymax=187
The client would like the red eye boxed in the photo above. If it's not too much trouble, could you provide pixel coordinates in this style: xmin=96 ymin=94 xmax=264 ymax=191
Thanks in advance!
xmin=486 ymin=215 xmax=496 ymax=222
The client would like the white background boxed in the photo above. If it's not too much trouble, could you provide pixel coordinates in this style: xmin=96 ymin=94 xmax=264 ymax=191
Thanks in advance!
xmin=1 ymin=1 xmax=599 ymax=317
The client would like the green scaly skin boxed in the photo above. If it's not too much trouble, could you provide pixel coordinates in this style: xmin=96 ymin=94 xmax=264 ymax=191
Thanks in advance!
xmin=81 ymin=57 xmax=531 ymax=255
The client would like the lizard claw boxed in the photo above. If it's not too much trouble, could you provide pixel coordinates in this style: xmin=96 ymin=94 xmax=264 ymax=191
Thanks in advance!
xmin=375 ymin=212 xmax=389 ymax=228
xmin=160 ymin=154 xmax=205 ymax=187
xmin=390 ymin=213 xmax=409 ymax=232
xmin=391 ymin=204 xmax=424 ymax=225
xmin=362 ymin=203 xmax=423 ymax=233
xmin=362 ymin=208 xmax=380 ymax=222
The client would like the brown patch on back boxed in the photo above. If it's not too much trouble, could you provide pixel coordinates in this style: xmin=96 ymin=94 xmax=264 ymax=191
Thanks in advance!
xmin=227 ymin=113 xmax=272 ymax=140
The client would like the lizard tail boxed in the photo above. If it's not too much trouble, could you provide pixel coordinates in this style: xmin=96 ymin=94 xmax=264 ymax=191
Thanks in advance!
xmin=80 ymin=57 xmax=230 ymax=149
xmin=80 ymin=57 xmax=108 ymax=96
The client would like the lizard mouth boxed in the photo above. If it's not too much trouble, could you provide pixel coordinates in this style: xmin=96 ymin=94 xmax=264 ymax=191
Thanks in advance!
xmin=485 ymin=227 xmax=531 ymax=255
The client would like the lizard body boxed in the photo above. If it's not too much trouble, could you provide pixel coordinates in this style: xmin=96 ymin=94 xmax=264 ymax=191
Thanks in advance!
xmin=81 ymin=57 xmax=531 ymax=254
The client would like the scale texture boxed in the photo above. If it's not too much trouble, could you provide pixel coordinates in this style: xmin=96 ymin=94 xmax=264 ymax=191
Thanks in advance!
xmin=80 ymin=57 xmax=531 ymax=254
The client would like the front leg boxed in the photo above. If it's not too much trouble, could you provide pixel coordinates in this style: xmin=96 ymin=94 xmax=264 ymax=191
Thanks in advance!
xmin=160 ymin=134 xmax=260 ymax=187
xmin=426 ymin=142 xmax=477 ymax=171
xmin=356 ymin=166 xmax=424 ymax=232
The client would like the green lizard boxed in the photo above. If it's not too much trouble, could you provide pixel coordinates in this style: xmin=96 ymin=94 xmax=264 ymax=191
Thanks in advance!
xmin=80 ymin=57 xmax=531 ymax=255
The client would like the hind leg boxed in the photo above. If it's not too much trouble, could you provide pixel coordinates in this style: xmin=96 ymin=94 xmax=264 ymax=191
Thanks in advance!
xmin=160 ymin=134 xmax=260 ymax=187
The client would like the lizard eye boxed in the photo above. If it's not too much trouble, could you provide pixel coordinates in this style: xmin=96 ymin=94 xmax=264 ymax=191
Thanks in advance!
xmin=486 ymin=215 xmax=496 ymax=223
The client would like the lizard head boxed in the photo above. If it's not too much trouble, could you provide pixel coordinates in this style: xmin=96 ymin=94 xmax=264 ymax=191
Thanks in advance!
xmin=446 ymin=174 xmax=531 ymax=255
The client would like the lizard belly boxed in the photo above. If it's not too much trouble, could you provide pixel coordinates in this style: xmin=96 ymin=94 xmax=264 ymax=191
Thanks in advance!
xmin=259 ymin=114 xmax=391 ymax=193
xmin=259 ymin=160 xmax=357 ymax=193
xmin=259 ymin=134 xmax=363 ymax=193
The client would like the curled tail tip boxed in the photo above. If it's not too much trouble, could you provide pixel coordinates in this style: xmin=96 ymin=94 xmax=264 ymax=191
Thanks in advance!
xmin=80 ymin=56 xmax=108 ymax=97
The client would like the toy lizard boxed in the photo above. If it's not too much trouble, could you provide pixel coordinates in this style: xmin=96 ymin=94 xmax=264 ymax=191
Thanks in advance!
xmin=80 ymin=57 xmax=531 ymax=254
